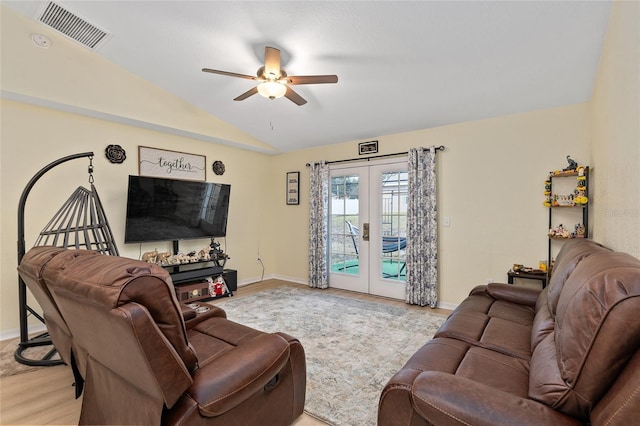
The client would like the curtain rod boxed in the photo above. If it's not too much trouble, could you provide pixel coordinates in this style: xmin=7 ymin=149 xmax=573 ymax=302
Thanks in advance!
xmin=305 ymin=145 xmax=444 ymax=167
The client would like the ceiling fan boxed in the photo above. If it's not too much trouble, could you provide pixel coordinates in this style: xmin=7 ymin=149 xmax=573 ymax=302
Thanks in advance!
xmin=202 ymin=46 xmax=338 ymax=106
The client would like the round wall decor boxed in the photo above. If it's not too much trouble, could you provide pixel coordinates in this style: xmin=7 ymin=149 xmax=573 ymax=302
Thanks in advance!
xmin=105 ymin=145 xmax=126 ymax=164
xmin=212 ymin=160 xmax=226 ymax=175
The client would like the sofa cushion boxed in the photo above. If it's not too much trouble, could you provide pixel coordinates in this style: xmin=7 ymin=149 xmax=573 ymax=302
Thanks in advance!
xmin=435 ymin=285 xmax=537 ymax=360
xmin=530 ymin=288 xmax=554 ymax=352
xmin=546 ymin=239 xmax=610 ymax=317
xmin=529 ymin=251 xmax=640 ymax=420
xmin=402 ymin=337 xmax=530 ymax=398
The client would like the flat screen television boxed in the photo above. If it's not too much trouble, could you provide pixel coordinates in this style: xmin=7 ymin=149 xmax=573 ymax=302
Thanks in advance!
xmin=124 ymin=175 xmax=231 ymax=244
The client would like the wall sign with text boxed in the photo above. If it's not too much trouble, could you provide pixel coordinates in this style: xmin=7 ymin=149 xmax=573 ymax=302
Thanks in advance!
xmin=138 ymin=146 xmax=206 ymax=181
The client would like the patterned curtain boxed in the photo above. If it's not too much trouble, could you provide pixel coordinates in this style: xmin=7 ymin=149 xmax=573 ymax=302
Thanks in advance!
xmin=406 ymin=147 xmax=438 ymax=307
xmin=308 ymin=161 xmax=329 ymax=289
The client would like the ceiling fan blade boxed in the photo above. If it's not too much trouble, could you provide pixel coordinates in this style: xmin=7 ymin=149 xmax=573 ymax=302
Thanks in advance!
xmin=287 ymin=75 xmax=338 ymax=85
xmin=234 ymin=86 xmax=259 ymax=101
xmin=264 ymin=47 xmax=281 ymax=79
xmin=285 ymin=86 xmax=307 ymax=106
xmin=202 ymin=68 xmax=257 ymax=81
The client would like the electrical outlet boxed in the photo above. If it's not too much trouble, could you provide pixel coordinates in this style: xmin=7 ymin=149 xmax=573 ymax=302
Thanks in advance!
xmin=485 ymin=278 xmax=493 ymax=284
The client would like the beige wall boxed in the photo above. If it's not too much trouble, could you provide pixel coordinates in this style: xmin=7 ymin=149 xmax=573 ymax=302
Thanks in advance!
xmin=1 ymin=2 xmax=638 ymax=337
xmin=0 ymin=99 xmax=273 ymax=337
xmin=270 ymin=104 xmax=590 ymax=307
xmin=0 ymin=6 xmax=275 ymax=154
xmin=590 ymin=0 xmax=640 ymax=258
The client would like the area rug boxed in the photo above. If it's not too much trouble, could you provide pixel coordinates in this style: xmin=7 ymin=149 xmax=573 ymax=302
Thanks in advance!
xmin=0 ymin=336 xmax=62 ymax=378
xmin=214 ymin=287 xmax=447 ymax=426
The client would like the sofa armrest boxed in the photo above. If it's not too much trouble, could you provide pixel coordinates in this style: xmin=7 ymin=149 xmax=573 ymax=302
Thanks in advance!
xmin=181 ymin=302 xmax=226 ymax=328
xmin=411 ymin=371 xmax=581 ymax=426
xmin=486 ymin=283 xmax=541 ymax=306
xmin=187 ymin=333 xmax=290 ymax=417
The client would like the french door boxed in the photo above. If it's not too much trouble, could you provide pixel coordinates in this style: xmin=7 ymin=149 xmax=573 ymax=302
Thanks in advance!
xmin=328 ymin=159 xmax=408 ymax=299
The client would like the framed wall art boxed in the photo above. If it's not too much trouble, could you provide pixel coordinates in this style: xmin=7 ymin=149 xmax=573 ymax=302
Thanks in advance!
xmin=286 ymin=171 xmax=300 ymax=205
xmin=138 ymin=146 xmax=206 ymax=181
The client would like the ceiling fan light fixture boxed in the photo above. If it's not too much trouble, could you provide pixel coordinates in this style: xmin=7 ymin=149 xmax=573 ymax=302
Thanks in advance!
xmin=257 ymin=81 xmax=287 ymax=99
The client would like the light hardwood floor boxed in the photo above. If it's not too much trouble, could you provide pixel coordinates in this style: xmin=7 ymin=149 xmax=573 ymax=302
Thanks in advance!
xmin=0 ymin=279 xmax=450 ymax=425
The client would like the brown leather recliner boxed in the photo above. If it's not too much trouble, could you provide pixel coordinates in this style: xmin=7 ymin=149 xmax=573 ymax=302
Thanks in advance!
xmin=16 ymin=247 xmax=101 ymax=395
xmin=19 ymin=247 xmax=306 ymax=425
xmin=379 ymin=239 xmax=640 ymax=425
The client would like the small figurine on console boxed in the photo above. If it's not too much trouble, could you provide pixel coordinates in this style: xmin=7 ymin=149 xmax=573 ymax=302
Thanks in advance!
xmin=209 ymin=239 xmax=229 ymax=268
xmin=157 ymin=252 xmax=171 ymax=265
xmin=207 ymin=276 xmax=227 ymax=297
xmin=198 ymin=248 xmax=211 ymax=261
xmin=141 ymin=250 xmax=158 ymax=263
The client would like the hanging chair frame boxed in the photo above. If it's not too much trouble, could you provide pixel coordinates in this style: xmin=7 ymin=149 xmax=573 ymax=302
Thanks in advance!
xmin=15 ymin=152 xmax=119 ymax=366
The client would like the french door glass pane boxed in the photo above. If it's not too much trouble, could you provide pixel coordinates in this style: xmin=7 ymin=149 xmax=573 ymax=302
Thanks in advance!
xmin=330 ymin=175 xmax=359 ymax=275
xmin=380 ymin=172 xmax=407 ymax=282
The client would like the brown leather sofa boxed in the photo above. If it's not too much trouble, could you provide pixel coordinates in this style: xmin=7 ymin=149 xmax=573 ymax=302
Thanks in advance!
xmin=379 ymin=239 xmax=640 ymax=425
xmin=18 ymin=246 xmax=306 ymax=425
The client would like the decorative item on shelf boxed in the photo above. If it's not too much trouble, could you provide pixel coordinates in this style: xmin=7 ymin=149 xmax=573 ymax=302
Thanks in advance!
xmin=563 ymin=155 xmax=579 ymax=171
xmin=212 ymin=160 xmax=226 ymax=175
xmin=207 ymin=275 xmax=228 ymax=297
xmin=198 ymin=248 xmax=211 ymax=261
xmin=510 ymin=264 xmax=545 ymax=275
xmin=548 ymin=224 xmax=571 ymax=239
xmin=543 ymin=179 xmax=552 ymax=207
xmin=573 ymin=188 xmax=588 ymax=205
xmin=157 ymin=251 xmax=171 ymax=264
xmin=209 ymin=239 xmax=229 ymax=268
xmin=167 ymin=251 xmax=200 ymax=264
xmin=105 ymin=144 xmax=126 ymax=164
xmin=548 ymin=223 xmax=585 ymax=239
xmin=544 ymin=162 xmax=589 ymax=207
xmin=538 ymin=260 xmax=548 ymax=272
xmin=141 ymin=250 xmax=158 ymax=263
xmin=552 ymin=193 xmax=575 ymax=207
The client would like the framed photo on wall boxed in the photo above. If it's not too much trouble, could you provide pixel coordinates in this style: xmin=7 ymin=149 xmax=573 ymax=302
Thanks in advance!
xmin=286 ymin=171 xmax=300 ymax=205
xmin=138 ymin=146 xmax=206 ymax=181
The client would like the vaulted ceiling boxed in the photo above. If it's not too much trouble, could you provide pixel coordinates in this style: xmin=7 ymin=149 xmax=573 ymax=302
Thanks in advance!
xmin=3 ymin=1 xmax=612 ymax=153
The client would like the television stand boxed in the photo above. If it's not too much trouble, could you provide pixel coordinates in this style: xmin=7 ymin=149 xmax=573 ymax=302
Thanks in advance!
xmin=165 ymin=240 xmax=237 ymax=302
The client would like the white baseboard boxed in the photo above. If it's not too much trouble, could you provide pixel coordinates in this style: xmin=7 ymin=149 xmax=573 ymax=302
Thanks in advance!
xmin=237 ymin=274 xmax=308 ymax=287
xmin=238 ymin=275 xmax=458 ymax=310
xmin=0 ymin=324 xmax=47 ymax=343
xmin=436 ymin=301 xmax=458 ymax=311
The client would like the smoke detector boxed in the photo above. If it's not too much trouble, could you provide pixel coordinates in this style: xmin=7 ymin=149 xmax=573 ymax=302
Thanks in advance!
xmin=35 ymin=1 xmax=111 ymax=50
xmin=31 ymin=33 xmax=51 ymax=48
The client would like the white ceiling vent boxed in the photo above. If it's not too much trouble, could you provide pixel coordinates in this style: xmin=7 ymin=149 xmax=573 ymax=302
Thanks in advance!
xmin=36 ymin=2 xmax=111 ymax=50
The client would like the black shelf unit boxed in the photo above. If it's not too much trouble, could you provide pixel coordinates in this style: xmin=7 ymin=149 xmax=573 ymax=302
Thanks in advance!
xmin=165 ymin=262 xmax=224 ymax=285
xmin=163 ymin=241 xmax=236 ymax=302
xmin=546 ymin=167 xmax=590 ymax=273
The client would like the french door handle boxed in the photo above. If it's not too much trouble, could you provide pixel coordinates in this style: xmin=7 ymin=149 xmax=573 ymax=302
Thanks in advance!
xmin=362 ymin=223 xmax=370 ymax=241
